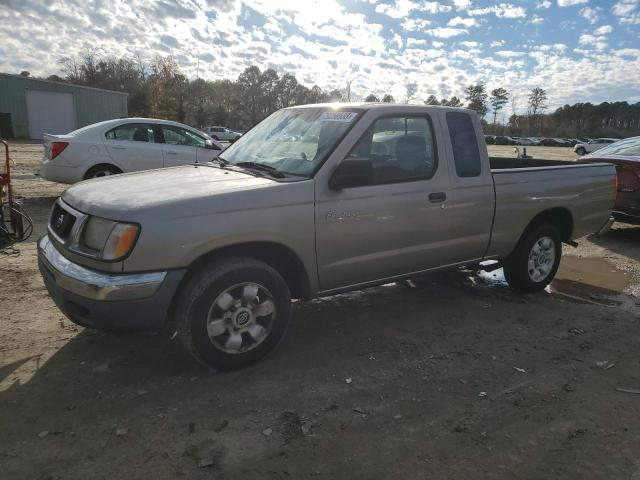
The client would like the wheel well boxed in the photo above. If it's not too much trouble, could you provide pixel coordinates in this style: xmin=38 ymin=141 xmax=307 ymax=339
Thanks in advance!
xmin=529 ymin=207 xmax=573 ymax=242
xmin=84 ymin=163 xmax=122 ymax=179
xmin=184 ymin=242 xmax=311 ymax=301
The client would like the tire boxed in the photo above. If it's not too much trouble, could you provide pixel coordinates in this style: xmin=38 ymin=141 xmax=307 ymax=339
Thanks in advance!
xmin=503 ymin=223 xmax=562 ymax=293
xmin=575 ymin=147 xmax=586 ymax=156
xmin=85 ymin=164 xmax=122 ymax=179
xmin=175 ymin=257 xmax=292 ymax=370
xmin=212 ymin=135 xmax=220 ymax=141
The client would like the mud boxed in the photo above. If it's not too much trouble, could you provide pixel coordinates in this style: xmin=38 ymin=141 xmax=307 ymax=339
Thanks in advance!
xmin=2 ymin=142 xmax=640 ymax=479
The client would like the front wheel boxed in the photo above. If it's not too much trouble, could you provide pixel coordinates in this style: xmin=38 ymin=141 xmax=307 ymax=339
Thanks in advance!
xmin=503 ymin=224 xmax=562 ymax=293
xmin=175 ymin=257 xmax=291 ymax=370
xmin=575 ymin=147 xmax=586 ymax=155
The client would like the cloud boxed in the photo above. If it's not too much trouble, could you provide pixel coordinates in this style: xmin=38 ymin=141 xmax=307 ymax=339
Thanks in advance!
xmin=580 ymin=7 xmax=599 ymax=24
xmin=0 ymin=0 xmax=638 ymax=110
xmin=612 ymin=0 xmax=640 ymax=23
xmin=612 ymin=0 xmax=639 ymax=16
xmin=579 ymin=34 xmax=608 ymax=50
xmin=594 ymin=25 xmax=613 ymax=35
xmin=557 ymin=0 xmax=588 ymax=6
xmin=531 ymin=15 xmax=544 ymax=24
xmin=496 ymin=50 xmax=525 ymax=57
xmin=537 ymin=0 xmax=552 ymax=8
xmin=402 ymin=18 xmax=431 ymax=30
xmin=426 ymin=27 xmax=468 ymax=37
xmin=375 ymin=0 xmax=451 ymax=18
xmin=468 ymin=3 xmax=526 ymax=18
xmin=448 ymin=16 xmax=478 ymax=27
xmin=452 ymin=0 xmax=472 ymax=10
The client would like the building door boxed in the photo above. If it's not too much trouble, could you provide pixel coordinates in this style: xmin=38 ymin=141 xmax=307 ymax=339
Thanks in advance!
xmin=26 ymin=90 xmax=76 ymax=139
xmin=0 ymin=113 xmax=13 ymax=139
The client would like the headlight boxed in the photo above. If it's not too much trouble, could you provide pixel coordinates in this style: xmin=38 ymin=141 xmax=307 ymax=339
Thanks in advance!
xmin=81 ymin=216 xmax=139 ymax=261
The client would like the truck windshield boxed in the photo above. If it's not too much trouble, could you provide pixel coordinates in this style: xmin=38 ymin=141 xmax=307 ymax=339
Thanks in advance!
xmin=219 ymin=107 xmax=361 ymax=177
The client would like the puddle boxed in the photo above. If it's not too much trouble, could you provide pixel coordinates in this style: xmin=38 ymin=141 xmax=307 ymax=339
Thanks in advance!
xmin=476 ymin=256 xmax=633 ymax=307
xmin=549 ymin=256 xmax=631 ymax=305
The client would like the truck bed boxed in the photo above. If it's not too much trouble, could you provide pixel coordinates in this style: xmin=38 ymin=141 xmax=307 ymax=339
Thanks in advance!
xmin=486 ymin=156 xmax=615 ymax=259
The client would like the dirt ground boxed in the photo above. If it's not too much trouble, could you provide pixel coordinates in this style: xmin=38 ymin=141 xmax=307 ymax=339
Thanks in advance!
xmin=1 ymin=142 xmax=640 ymax=479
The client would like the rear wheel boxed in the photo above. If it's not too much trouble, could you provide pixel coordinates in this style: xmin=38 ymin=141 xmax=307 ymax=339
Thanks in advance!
xmin=176 ymin=257 xmax=292 ymax=370
xmin=575 ymin=147 xmax=586 ymax=155
xmin=503 ymin=224 xmax=562 ymax=293
xmin=85 ymin=164 xmax=122 ymax=179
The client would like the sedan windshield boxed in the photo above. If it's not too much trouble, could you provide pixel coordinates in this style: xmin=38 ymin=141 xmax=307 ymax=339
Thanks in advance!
xmin=590 ymin=137 xmax=640 ymax=158
xmin=219 ymin=107 xmax=361 ymax=177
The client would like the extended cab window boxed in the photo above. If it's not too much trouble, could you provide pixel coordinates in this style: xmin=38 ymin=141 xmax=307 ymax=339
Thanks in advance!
xmin=162 ymin=126 xmax=206 ymax=148
xmin=105 ymin=124 xmax=154 ymax=142
xmin=447 ymin=112 xmax=481 ymax=177
xmin=347 ymin=116 xmax=437 ymax=185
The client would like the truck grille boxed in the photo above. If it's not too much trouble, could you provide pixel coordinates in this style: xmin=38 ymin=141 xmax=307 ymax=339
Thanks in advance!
xmin=50 ymin=202 xmax=76 ymax=241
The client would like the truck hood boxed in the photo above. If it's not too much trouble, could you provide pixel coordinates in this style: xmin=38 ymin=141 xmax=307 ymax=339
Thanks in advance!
xmin=62 ymin=165 xmax=295 ymax=221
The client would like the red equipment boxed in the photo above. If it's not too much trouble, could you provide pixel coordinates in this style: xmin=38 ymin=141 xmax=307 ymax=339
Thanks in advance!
xmin=1 ymin=139 xmax=32 ymax=244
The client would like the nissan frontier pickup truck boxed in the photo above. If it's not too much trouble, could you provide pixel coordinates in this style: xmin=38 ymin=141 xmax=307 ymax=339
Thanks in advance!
xmin=38 ymin=104 xmax=616 ymax=369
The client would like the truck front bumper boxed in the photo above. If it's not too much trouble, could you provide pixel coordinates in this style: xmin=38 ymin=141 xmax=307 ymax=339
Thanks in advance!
xmin=38 ymin=235 xmax=185 ymax=331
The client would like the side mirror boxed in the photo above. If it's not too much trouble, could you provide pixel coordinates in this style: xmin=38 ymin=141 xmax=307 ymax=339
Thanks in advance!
xmin=329 ymin=158 xmax=373 ymax=190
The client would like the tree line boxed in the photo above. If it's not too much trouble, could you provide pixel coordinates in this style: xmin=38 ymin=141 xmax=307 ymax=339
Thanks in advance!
xmin=425 ymin=83 xmax=640 ymax=139
xmin=23 ymin=52 xmax=640 ymax=138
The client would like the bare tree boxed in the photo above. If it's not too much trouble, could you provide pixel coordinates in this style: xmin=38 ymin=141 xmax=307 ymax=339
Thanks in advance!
xmin=405 ymin=82 xmax=418 ymax=103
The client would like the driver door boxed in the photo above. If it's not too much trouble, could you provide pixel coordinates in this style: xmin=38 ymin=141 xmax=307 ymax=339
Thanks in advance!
xmin=315 ymin=115 xmax=452 ymax=291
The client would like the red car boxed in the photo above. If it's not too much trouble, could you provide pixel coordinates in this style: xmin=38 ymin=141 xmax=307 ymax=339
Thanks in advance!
xmin=581 ymin=137 xmax=640 ymax=224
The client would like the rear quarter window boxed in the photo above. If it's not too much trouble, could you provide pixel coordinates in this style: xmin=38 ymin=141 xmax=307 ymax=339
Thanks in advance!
xmin=446 ymin=112 xmax=481 ymax=177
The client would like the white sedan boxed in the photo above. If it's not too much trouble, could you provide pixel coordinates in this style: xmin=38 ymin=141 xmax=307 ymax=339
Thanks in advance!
xmin=201 ymin=126 xmax=242 ymax=142
xmin=574 ymin=138 xmax=620 ymax=156
xmin=40 ymin=118 xmax=224 ymax=184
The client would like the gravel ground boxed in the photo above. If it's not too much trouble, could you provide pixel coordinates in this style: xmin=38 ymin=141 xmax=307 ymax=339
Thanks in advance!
xmin=1 ymin=142 xmax=640 ymax=479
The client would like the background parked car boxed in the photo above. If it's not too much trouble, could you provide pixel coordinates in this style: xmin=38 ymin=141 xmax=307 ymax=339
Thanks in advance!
xmin=494 ymin=135 xmax=517 ymax=145
xmin=539 ymin=138 xmax=564 ymax=147
xmin=574 ymin=138 xmax=620 ymax=155
xmin=516 ymin=137 xmax=539 ymax=146
xmin=201 ymin=126 xmax=242 ymax=142
xmin=484 ymin=135 xmax=495 ymax=144
xmin=580 ymin=136 xmax=640 ymax=224
xmin=40 ymin=118 xmax=224 ymax=184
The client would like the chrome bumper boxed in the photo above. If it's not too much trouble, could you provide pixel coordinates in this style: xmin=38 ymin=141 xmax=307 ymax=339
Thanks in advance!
xmin=596 ymin=216 xmax=615 ymax=235
xmin=38 ymin=235 xmax=166 ymax=301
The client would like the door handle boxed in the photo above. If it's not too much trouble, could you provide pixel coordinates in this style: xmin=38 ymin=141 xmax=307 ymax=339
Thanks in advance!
xmin=428 ymin=192 xmax=446 ymax=203
xmin=112 ymin=145 xmax=126 ymax=150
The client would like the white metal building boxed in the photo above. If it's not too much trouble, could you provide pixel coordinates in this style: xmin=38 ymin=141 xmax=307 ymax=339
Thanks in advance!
xmin=0 ymin=73 xmax=128 ymax=140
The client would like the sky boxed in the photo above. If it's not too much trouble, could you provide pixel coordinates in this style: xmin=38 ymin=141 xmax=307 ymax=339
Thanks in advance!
xmin=0 ymin=0 xmax=639 ymax=114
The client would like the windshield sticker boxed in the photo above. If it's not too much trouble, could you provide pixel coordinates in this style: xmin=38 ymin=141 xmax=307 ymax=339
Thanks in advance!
xmin=319 ymin=111 xmax=358 ymax=123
